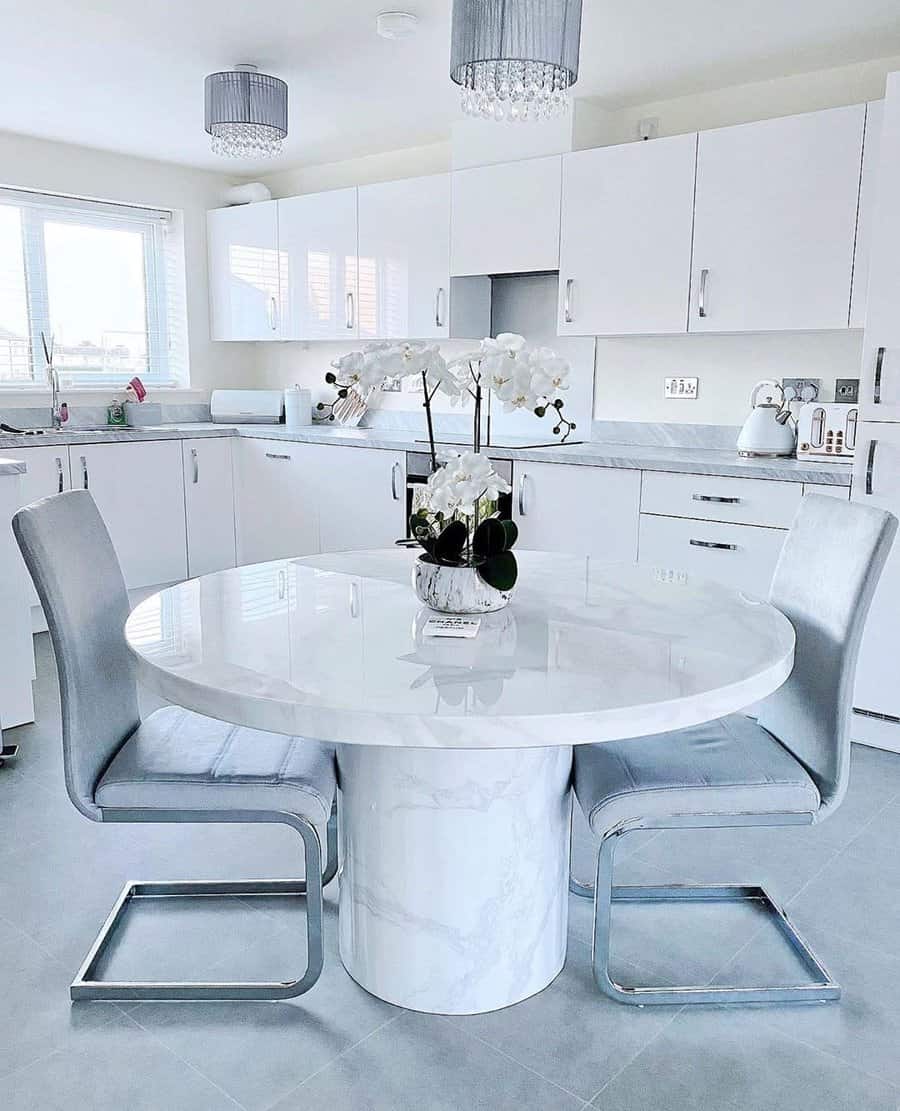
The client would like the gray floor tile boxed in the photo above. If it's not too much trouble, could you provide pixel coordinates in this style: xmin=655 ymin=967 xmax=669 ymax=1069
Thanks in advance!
xmin=591 ymin=1006 xmax=900 ymax=1111
xmin=788 ymin=845 xmax=900 ymax=961
xmin=0 ymin=928 xmax=121 ymax=1080
xmin=448 ymin=938 xmax=675 ymax=1101
xmin=820 ymin=744 xmax=900 ymax=847
xmin=0 ymin=1015 xmax=241 ymax=1110
xmin=269 ymin=1012 xmax=584 ymax=1110
xmin=844 ymin=795 xmax=900 ymax=857
xmin=129 ymin=908 xmax=398 ymax=1111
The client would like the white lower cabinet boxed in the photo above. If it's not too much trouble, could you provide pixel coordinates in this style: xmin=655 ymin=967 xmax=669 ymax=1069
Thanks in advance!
xmin=182 ymin=438 xmax=236 ymax=578
xmin=0 ymin=471 xmax=35 ymax=727
xmin=235 ymin=439 xmax=320 ymax=564
xmin=513 ymin=463 xmax=641 ymax=560
xmin=73 ymin=441 xmax=188 ymax=589
xmin=639 ymin=513 xmax=787 ymax=596
xmin=316 ymin=446 xmax=406 ymax=552
xmin=13 ymin=445 xmax=72 ymax=607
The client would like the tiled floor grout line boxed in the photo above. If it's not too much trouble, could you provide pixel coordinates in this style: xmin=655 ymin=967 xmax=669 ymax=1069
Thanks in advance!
xmin=256 ymin=1012 xmax=403 ymax=1111
xmin=839 ymin=788 xmax=900 ymax=854
xmin=130 ymin=1020 xmax=249 ymax=1111
xmin=585 ymin=1004 xmax=687 ymax=1105
xmin=444 ymin=1016 xmax=594 ymax=1105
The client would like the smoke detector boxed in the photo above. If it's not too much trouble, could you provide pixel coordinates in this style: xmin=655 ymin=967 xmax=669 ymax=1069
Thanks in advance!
xmin=376 ymin=11 xmax=418 ymax=40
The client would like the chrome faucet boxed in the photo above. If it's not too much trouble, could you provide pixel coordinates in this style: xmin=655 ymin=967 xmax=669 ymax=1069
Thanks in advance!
xmin=48 ymin=363 xmax=63 ymax=430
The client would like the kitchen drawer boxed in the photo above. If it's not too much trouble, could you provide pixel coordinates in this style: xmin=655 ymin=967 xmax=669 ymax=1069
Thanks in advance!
xmin=802 ymin=481 xmax=850 ymax=500
xmin=640 ymin=471 xmax=802 ymax=528
xmin=639 ymin=513 xmax=788 ymax=596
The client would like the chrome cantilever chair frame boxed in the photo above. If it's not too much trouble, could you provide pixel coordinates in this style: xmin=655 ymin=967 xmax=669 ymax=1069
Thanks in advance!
xmin=71 ymin=806 xmax=338 ymax=1002
xmin=572 ymin=810 xmax=838 ymax=1007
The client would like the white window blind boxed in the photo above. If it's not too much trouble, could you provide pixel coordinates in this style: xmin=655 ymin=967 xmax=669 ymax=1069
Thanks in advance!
xmin=0 ymin=188 xmax=188 ymax=389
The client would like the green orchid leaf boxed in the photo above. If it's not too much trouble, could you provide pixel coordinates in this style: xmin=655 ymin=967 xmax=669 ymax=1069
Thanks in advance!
xmin=501 ymin=519 xmax=518 ymax=551
xmin=473 ymin=517 xmax=506 ymax=559
xmin=434 ymin=519 xmax=468 ymax=563
xmin=477 ymin=551 xmax=518 ymax=592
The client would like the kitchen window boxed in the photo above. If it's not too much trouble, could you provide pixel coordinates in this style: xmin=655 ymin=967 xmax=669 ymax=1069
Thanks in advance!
xmin=0 ymin=188 xmax=188 ymax=389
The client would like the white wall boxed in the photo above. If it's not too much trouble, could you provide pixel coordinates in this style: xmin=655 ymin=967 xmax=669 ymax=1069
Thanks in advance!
xmin=0 ymin=128 xmax=247 ymax=406
xmin=245 ymin=56 xmax=896 ymax=430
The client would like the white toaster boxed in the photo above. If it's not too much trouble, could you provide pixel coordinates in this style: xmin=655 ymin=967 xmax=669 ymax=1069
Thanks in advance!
xmin=796 ymin=402 xmax=859 ymax=461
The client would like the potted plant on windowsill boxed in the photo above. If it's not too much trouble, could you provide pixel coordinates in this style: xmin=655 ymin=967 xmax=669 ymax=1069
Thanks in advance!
xmin=323 ymin=333 xmax=574 ymax=613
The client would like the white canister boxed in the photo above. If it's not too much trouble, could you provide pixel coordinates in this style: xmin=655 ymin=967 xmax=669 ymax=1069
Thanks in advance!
xmin=284 ymin=386 xmax=312 ymax=429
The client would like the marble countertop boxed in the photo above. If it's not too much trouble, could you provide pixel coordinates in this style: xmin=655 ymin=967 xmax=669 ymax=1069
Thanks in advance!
xmin=0 ymin=422 xmax=853 ymax=485
xmin=0 ymin=456 xmax=26 ymax=475
xmin=126 ymin=548 xmax=796 ymax=749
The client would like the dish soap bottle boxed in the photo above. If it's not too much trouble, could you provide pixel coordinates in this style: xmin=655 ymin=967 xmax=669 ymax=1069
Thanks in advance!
xmin=107 ymin=398 xmax=127 ymax=426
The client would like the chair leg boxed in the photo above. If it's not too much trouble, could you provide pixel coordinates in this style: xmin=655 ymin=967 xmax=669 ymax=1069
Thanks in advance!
xmin=0 ymin=742 xmax=18 ymax=767
xmin=70 ymin=816 xmax=326 ymax=1002
xmin=589 ymin=829 xmax=841 ymax=1006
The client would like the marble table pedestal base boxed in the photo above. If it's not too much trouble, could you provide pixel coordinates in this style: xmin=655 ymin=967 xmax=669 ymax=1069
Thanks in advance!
xmin=336 ymin=744 xmax=573 ymax=1015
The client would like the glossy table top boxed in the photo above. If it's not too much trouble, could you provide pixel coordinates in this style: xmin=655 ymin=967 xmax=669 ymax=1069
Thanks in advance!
xmin=125 ymin=549 xmax=795 ymax=749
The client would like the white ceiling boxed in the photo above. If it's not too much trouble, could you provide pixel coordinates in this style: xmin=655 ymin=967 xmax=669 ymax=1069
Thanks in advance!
xmin=1 ymin=0 xmax=900 ymax=174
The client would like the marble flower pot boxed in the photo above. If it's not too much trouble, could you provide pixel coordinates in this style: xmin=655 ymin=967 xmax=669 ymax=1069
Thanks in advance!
xmin=413 ymin=557 xmax=513 ymax=614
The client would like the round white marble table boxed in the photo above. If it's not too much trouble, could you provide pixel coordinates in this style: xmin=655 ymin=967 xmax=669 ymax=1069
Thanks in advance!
xmin=125 ymin=549 xmax=795 ymax=1015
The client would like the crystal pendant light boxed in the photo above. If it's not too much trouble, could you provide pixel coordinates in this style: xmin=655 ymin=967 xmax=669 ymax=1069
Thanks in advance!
xmin=450 ymin=0 xmax=583 ymax=122
xmin=204 ymin=65 xmax=288 ymax=158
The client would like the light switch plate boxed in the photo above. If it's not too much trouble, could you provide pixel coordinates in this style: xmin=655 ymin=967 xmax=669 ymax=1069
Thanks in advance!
xmin=664 ymin=377 xmax=698 ymax=399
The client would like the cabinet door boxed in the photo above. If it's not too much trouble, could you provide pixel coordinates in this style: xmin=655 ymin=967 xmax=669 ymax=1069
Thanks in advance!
xmin=182 ymin=438 xmax=236 ymax=578
xmin=559 ymin=135 xmax=696 ymax=336
xmin=278 ymin=189 xmax=359 ymax=340
xmin=13 ymin=445 xmax=72 ymax=607
xmin=235 ymin=438 xmax=320 ymax=564
xmin=851 ymin=422 xmax=900 ymax=720
xmin=513 ymin=462 xmax=640 ymax=561
xmin=73 ymin=441 xmax=187 ymax=589
xmin=451 ymin=156 xmax=561 ymax=277
xmin=689 ymin=105 xmax=865 ymax=333
xmin=358 ymin=175 xmax=451 ymax=341
xmin=207 ymin=201 xmax=281 ymax=340
xmin=317 ymin=447 xmax=406 ymax=552
xmin=849 ymin=100 xmax=884 ymax=329
xmin=859 ymin=76 xmax=900 ymax=419
xmin=0 ymin=473 xmax=34 ymax=726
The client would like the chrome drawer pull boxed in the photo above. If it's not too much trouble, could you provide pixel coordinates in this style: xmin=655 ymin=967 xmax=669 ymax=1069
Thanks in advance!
xmin=80 ymin=455 xmax=89 ymax=490
xmin=265 ymin=452 xmax=291 ymax=461
xmin=698 ymin=268 xmax=709 ymax=318
xmin=692 ymin=494 xmax=740 ymax=504
xmin=55 ymin=456 xmax=64 ymax=493
xmin=564 ymin=279 xmax=574 ymax=324
xmin=191 ymin=447 xmax=199 ymax=484
xmin=391 ymin=460 xmax=401 ymax=500
xmin=866 ymin=438 xmax=878 ymax=496
xmin=874 ymin=346 xmax=885 ymax=405
xmin=517 ymin=472 xmax=530 ymax=516
xmin=690 ymin=538 xmax=738 ymax=551
xmin=435 ymin=287 xmax=445 ymax=328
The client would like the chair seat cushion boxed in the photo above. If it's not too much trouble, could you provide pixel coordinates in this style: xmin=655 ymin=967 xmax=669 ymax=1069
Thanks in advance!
xmin=573 ymin=715 xmax=820 ymax=837
xmin=95 ymin=706 xmax=336 ymax=825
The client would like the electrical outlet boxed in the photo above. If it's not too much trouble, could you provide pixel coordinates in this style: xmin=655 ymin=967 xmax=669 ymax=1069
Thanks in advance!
xmin=835 ymin=378 xmax=860 ymax=404
xmin=782 ymin=377 xmax=821 ymax=403
xmin=664 ymin=377 xmax=698 ymax=399
xmin=380 ymin=376 xmax=402 ymax=393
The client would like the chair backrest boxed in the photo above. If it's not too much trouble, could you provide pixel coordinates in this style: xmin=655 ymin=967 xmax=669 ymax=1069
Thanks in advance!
xmin=757 ymin=493 xmax=896 ymax=817
xmin=13 ymin=490 xmax=140 ymax=819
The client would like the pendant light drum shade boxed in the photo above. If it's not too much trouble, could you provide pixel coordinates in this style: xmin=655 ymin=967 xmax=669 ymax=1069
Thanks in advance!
xmin=204 ymin=65 xmax=288 ymax=158
xmin=450 ymin=0 xmax=583 ymax=121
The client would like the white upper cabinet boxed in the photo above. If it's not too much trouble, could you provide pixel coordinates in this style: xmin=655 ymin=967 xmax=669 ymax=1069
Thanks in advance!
xmin=451 ymin=156 xmax=561 ymax=276
xmin=689 ymin=105 xmax=865 ymax=333
xmin=859 ymin=74 xmax=900 ymax=419
xmin=358 ymin=175 xmax=451 ymax=341
xmin=558 ymin=134 xmax=697 ymax=336
xmin=850 ymin=100 xmax=884 ymax=329
xmin=207 ymin=201 xmax=281 ymax=340
xmin=278 ymin=188 xmax=359 ymax=340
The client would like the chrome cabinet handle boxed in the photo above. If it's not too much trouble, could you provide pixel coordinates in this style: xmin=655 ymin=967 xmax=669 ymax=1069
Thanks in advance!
xmin=80 ymin=455 xmax=89 ymax=490
xmin=267 ymin=295 xmax=278 ymax=332
xmin=518 ymin=472 xmax=530 ymax=516
xmin=265 ymin=451 xmax=291 ymax=461
xmin=874 ymin=346 xmax=885 ymax=404
xmin=349 ymin=581 xmax=361 ymax=619
xmin=277 ymin=568 xmax=287 ymax=600
xmin=55 ymin=456 xmax=64 ymax=493
xmin=690 ymin=538 xmax=737 ymax=551
xmin=692 ymin=493 xmax=740 ymax=505
xmin=346 ymin=291 xmax=355 ymax=330
xmin=191 ymin=447 xmax=199 ymax=484
xmin=435 ymin=287 xmax=445 ymax=328
xmin=866 ymin=438 xmax=878 ymax=496
xmin=698 ymin=268 xmax=709 ymax=318
xmin=564 ymin=279 xmax=574 ymax=324
xmin=391 ymin=460 xmax=402 ymax=501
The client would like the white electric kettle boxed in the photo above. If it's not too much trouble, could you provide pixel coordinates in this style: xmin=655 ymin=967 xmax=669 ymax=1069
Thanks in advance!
xmin=736 ymin=380 xmax=797 ymax=458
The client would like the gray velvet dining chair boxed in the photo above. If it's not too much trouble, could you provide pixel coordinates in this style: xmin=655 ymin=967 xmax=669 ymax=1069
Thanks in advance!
xmin=572 ymin=493 xmax=897 ymax=1006
xmin=13 ymin=489 xmax=339 ymax=1003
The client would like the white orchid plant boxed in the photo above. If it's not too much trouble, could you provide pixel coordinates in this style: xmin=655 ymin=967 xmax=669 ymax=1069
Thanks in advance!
xmin=322 ymin=334 xmax=575 ymax=592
